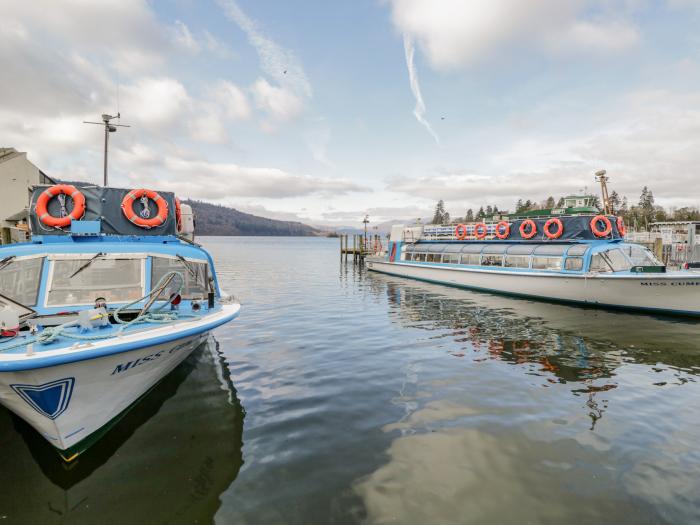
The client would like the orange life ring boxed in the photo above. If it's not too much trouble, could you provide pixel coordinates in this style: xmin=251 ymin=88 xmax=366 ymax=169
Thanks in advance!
xmin=590 ymin=215 xmax=612 ymax=238
xmin=474 ymin=222 xmax=488 ymax=239
xmin=617 ymin=216 xmax=626 ymax=237
xmin=543 ymin=218 xmax=564 ymax=239
xmin=121 ymin=188 xmax=169 ymax=229
xmin=175 ymin=197 xmax=183 ymax=232
xmin=495 ymin=221 xmax=510 ymax=239
xmin=35 ymin=184 xmax=86 ymax=228
xmin=455 ymin=223 xmax=468 ymax=240
xmin=519 ymin=219 xmax=537 ymax=239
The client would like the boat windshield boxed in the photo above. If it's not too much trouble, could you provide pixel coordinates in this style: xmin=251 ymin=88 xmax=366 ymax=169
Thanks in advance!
xmin=47 ymin=256 xmax=144 ymax=307
xmin=0 ymin=256 xmax=44 ymax=306
xmin=619 ymin=244 xmax=663 ymax=267
xmin=590 ymin=248 xmax=632 ymax=273
xmin=151 ymin=257 xmax=208 ymax=299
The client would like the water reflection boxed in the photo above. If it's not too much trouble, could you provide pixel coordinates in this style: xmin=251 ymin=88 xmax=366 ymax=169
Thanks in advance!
xmin=355 ymin=272 xmax=700 ymax=524
xmin=0 ymin=338 xmax=244 ymax=524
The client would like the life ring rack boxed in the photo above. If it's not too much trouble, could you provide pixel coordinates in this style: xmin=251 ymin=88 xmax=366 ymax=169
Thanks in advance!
xmin=35 ymin=184 xmax=86 ymax=228
xmin=121 ymin=188 xmax=169 ymax=229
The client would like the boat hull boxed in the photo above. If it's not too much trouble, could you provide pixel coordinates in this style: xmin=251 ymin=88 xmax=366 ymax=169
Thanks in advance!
xmin=366 ymin=259 xmax=700 ymax=316
xmin=0 ymin=333 xmax=206 ymax=459
xmin=0 ymin=303 xmax=241 ymax=460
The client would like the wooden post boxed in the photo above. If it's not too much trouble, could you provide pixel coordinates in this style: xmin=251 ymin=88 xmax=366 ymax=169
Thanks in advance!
xmin=653 ymin=237 xmax=663 ymax=263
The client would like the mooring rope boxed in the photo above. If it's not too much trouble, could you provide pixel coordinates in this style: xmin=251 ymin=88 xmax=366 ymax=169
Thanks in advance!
xmin=0 ymin=271 xmax=201 ymax=353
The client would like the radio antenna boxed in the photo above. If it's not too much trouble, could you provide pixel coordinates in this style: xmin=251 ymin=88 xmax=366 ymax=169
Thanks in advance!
xmin=83 ymin=113 xmax=130 ymax=187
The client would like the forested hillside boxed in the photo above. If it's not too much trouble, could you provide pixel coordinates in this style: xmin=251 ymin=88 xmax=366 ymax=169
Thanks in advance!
xmin=184 ymin=200 xmax=320 ymax=236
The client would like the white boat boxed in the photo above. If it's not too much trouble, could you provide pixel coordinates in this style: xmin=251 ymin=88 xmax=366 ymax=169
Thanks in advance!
xmin=367 ymin=216 xmax=700 ymax=317
xmin=0 ymin=183 xmax=240 ymax=460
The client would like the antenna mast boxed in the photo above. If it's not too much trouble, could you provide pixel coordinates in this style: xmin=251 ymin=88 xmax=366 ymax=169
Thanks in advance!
xmin=83 ymin=113 xmax=130 ymax=187
xmin=595 ymin=169 xmax=611 ymax=215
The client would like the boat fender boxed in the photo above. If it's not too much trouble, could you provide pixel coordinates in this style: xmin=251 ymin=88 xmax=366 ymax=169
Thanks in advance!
xmin=590 ymin=215 xmax=612 ymax=238
xmin=543 ymin=218 xmax=564 ymax=239
xmin=495 ymin=221 xmax=510 ymax=239
xmin=617 ymin=216 xmax=626 ymax=237
xmin=455 ymin=224 xmax=468 ymax=240
xmin=35 ymin=184 xmax=86 ymax=228
xmin=474 ymin=222 xmax=488 ymax=239
xmin=519 ymin=219 xmax=537 ymax=239
xmin=122 ymin=189 xmax=169 ymax=229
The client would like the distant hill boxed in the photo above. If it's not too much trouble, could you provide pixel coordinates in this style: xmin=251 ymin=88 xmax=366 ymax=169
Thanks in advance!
xmin=184 ymin=199 xmax=321 ymax=236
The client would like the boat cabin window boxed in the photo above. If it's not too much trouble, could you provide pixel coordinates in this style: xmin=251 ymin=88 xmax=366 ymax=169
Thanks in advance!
xmin=533 ymin=245 xmax=567 ymax=256
xmin=0 ymin=256 xmax=43 ymax=306
xmin=47 ymin=257 xmax=144 ymax=306
xmin=532 ymin=256 xmax=562 ymax=271
xmin=619 ymin=245 xmax=662 ymax=267
xmin=414 ymin=253 xmax=426 ymax=262
xmin=151 ymin=257 xmax=208 ymax=299
xmin=564 ymin=257 xmax=583 ymax=271
xmin=504 ymin=255 xmax=530 ymax=268
xmin=404 ymin=253 xmax=413 ymax=261
xmin=481 ymin=255 xmax=504 ymax=267
xmin=442 ymin=253 xmax=460 ymax=264
xmin=566 ymin=244 xmax=589 ymax=256
xmin=506 ymin=245 xmax=536 ymax=255
xmin=461 ymin=244 xmax=487 ymax=253
xmin=460 ymin=253 xmax=481 ymax=265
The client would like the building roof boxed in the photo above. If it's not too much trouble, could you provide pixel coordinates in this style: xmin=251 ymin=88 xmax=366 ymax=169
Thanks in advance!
xmin=0 ymin=147 xmax=22 ymax=164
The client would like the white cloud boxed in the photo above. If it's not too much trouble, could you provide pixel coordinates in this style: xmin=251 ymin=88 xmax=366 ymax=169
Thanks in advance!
xmin=121 ymin=78 xmax=191 ymax=129
xmin=251 ymin=78 xmax=304 ymax=123
xmin=210 ymin=81 xmax=252 ymax=121
xmin=388 ymin=0 xmax=640 ymax=70
xmin=115 ymin=146 xmax=369 ymax=200
xmin=388 ymin=88 xmax=700 ymax=211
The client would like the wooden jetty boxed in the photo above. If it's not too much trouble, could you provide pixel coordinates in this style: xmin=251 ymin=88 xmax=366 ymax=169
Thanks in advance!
xmin=340 ymin=234 xmax=384 ymax=263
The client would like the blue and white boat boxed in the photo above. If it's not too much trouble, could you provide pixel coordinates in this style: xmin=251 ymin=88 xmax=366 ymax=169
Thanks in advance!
xmin=0 ymin=183 xmax=239 ymax=461
xmin=367 ymin=215 xmax=700 ymax=317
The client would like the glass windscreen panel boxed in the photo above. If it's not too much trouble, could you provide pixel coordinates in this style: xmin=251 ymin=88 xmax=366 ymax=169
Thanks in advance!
xmin=0 ymin=257 xmax=43 ymax=306
xmin=507 ymin=244 xmax=536 ymax=255
xmin=567 ymin=244 xmax=589 ymax=256
xmin=534 ymin=244 xmax=567 ymax=256
xmin=151 ymin=257 xmax=208 ymax=298
xmin=589 ymin=249 xmax=632 ymax=273
xmin=619 ymin=245 xmax=663 ymax=267
xmin=48 ymin=257 xmax=143 ymax=306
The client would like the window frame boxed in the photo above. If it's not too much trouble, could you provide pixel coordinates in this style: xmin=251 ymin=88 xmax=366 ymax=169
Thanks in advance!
xmin=45 ymin=253 xmax=147 ymax=308
xmin=0 ymin=254 xmax=45 ymax=307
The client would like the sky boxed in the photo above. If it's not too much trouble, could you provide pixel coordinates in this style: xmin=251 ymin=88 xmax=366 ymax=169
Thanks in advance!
xmin=1 ymin=0 xmax=699 ymax=227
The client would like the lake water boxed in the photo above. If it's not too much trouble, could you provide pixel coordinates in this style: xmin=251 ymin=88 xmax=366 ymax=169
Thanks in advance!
xmin=1 ymin=236 xmax=699 ymax=524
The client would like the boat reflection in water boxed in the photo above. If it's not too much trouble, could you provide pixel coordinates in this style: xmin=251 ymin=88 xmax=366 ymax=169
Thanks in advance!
xmin=355 ymin=272 xmax=700 ymax=525
xmin=0 ymin=337 xmax=244 ymax=524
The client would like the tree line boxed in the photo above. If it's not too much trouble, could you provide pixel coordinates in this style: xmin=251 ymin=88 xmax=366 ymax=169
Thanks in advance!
xmin=431 ymin=186 xmax=700 ymax=229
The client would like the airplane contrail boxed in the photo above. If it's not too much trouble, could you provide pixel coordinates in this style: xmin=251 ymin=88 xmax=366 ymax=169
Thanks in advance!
xmin=403 ymin=35 xmax=440 ymax=145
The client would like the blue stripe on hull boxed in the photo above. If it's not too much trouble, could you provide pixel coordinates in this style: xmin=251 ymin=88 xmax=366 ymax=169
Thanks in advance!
xmin=368 ymin=264 xmax=700 ymax=318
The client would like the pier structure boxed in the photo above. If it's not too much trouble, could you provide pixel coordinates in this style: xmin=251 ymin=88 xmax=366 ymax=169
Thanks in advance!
xmin=340 ymin=233 xmax=384 ymax=263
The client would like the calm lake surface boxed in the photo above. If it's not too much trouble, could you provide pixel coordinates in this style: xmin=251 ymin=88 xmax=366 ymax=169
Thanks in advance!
xmin=1 ymin=236 xmax=700 ymax=524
